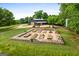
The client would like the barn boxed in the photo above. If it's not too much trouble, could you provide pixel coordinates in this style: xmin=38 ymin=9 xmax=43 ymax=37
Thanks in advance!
xmin=31 ymin=19 xmax=47 ymax=26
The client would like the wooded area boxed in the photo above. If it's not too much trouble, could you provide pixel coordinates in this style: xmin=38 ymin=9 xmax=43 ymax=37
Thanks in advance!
xmin=0 ymin=3 xmax=79 ymax=33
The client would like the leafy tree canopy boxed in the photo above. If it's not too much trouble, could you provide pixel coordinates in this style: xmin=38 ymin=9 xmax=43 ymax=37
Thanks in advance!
xmin=0 ymin=7 xmax=15 ymax=26
xmin=33 ymin=10 xmax=48 ymax=20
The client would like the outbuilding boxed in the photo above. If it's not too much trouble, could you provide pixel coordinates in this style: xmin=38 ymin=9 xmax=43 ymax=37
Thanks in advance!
xmin=31 ymin=19 xmax=47 ymax=26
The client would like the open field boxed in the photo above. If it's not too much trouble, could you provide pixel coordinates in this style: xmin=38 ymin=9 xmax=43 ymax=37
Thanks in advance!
xmin=0 ymin=24 xmax=79 ymax=56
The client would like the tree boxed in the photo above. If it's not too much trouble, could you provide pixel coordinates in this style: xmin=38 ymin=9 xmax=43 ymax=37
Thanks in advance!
xmin=28 ymin=17 xmax=33 ymax=25
xmin=47 ymin=15 xmax=56 ymax=27
xmin=42 ymin=12 xmax=48 ymax=20
xmin=15 ymin=20 xmax=20 ymax=24
xmin=47 ymin=15 xmax=59 ymax=25
xmin=60 ymin=3 xmax=79 ymax=33
xmin=0 ymin=7 xmax=15 ymax=26
xmin=47 ymin=16 xmax=53 ymax=25
xmin=19 ymin=17 xmax=33 ymax=25
xmin=25 ymin=17 xmax=29 ymax=23
xmin=33 ymin=10 xmax=48 ymax=20
xmin=19 ymin=18 xmax=25 ymax=24
xmin=33 ymin=10 xmax=43 ymax=19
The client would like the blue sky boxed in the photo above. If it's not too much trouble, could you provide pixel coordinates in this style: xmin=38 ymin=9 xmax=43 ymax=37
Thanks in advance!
xmin=0 ymin=3 xmax=60 ymax=19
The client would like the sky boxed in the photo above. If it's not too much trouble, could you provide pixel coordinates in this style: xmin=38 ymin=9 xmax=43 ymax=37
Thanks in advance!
xmin=0 ymin=3 xmax=60 ymax=19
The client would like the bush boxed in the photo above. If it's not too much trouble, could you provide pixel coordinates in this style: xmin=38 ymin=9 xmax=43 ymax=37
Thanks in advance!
xmin=68 ymin=17 xmax=79 ymax=34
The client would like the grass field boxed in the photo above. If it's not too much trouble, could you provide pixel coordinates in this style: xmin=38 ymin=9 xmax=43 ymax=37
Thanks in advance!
xmin=0 ymin=25 xmax=79 ymax=56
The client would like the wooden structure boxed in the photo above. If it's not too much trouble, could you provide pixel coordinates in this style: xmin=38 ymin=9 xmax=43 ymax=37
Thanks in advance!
xmin=31 ymin=19 xmax=47 ymax=27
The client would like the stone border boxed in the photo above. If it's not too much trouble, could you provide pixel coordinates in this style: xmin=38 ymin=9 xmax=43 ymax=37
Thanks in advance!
xmin=11 ymin=28 xmax=34 ymax=40
xmin=11 ymin=28 xmax=64 ymax=45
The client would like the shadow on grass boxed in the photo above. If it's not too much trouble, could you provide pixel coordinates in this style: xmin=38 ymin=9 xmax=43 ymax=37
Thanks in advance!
xmin=0 ymin=27 xmax=13 ymax=33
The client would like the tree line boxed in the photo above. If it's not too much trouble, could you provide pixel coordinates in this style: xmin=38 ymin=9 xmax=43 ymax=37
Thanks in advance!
xmin=0 ymin=8 xmax=16 ymax=26
xmin=60 ymin=4 xmax=79 ymax=33
xmin=19 ymin=10 xmax=48 ymax=24
xmin=0 ymin=4 xmax=79 ymax=34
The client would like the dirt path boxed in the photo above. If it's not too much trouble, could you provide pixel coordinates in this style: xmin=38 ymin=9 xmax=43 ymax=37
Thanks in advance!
xmin=16 ymin=24 xmax=33 ymax=29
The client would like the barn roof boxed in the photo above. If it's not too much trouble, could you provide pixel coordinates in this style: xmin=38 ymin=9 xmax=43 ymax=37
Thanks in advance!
xmin=33 ymin=19 xmax=44 ymax=21
xmin=32 ymin=18 xmax=47 ymax=24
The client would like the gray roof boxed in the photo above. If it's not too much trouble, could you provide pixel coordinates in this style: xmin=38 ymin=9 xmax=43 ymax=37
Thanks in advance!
xmin=32 ymin=18 xmax=47 ymax=24
xmin=34 ymin=21 xmax=47 ymax=23
xmin=33 ymin=19 xmax=44 ymax=20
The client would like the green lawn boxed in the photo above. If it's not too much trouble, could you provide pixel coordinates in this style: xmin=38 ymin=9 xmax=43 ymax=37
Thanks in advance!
xmin=0 ymin=25 xmax=79 ymax=56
